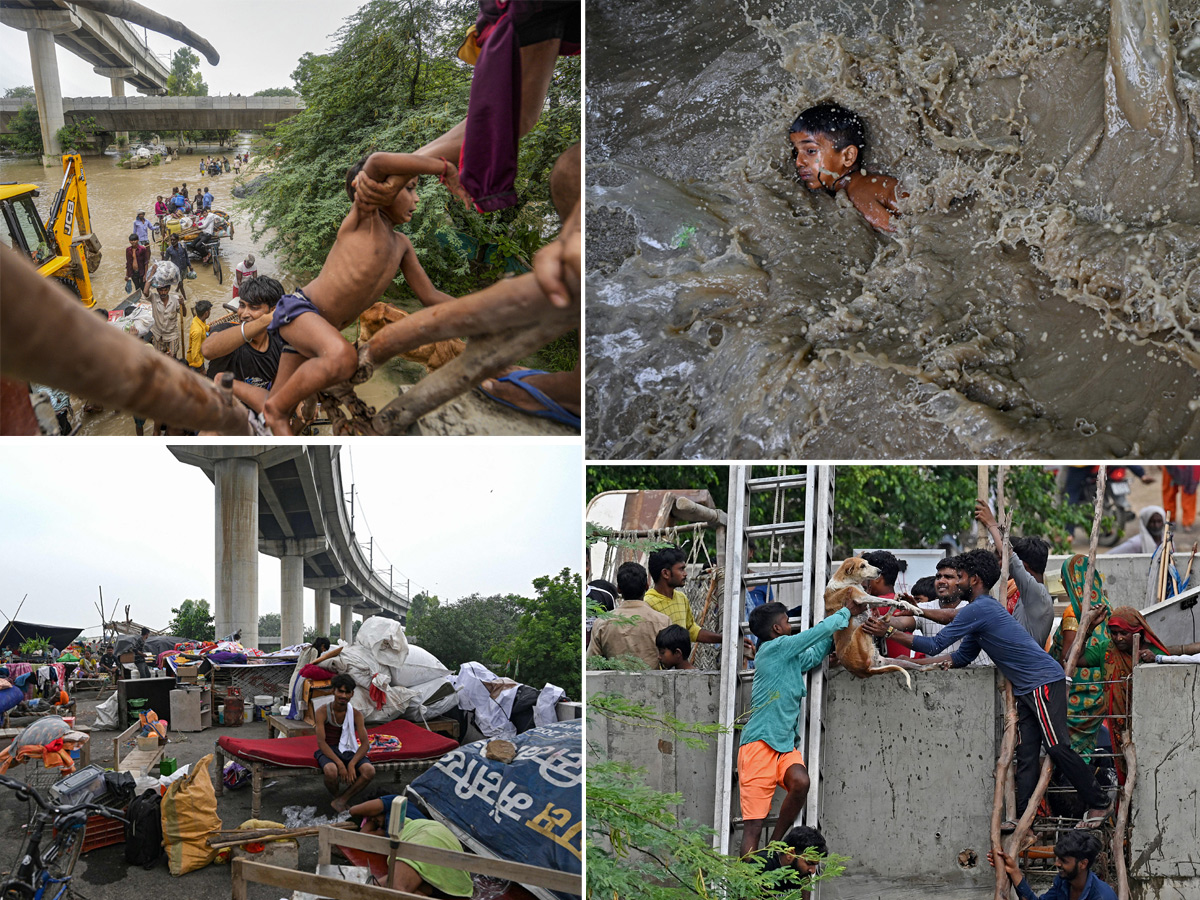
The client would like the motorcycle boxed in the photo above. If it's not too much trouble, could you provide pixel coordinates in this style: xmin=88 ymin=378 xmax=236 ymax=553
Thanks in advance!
xmin=182 ymin=233 xmax=224 ymax=283
xmin=1079 ymin=466 xmax=1135 ymax=546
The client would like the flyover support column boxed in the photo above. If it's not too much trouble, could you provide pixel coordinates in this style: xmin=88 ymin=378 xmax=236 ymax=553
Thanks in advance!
xmin=280 ymin=555 xmax=304 ymax=649
xmin=109 ymin=77 xmax=128 ymax=147
xmin=27 ymin=28 xmax=64 ymax=166
xmin=214 ymin=457 xmax=259 ymax=649
xmin=341 ymin=605 xmax=354 ymax=642
xmin=315 ymin=588 xmax=330 ymax=637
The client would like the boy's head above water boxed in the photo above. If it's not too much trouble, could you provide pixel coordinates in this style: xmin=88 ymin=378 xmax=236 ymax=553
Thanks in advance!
xmin=788 ymin=101 xmax=868 ymax=192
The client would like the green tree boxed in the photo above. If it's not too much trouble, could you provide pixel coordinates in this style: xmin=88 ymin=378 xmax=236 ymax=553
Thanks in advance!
xmin=258 ymin=611 xmax=281 ymax=638
xmin=56 ymin=116 xmax=99 ymax=152
xmin=254 ymin=86 xmax=298 ymax=97
xmin=5 ymin=102 xmax=42 ymax=154
xmin=406 ymin=591 xmax=440 ymax=629
xmin=167 ymin=599 xmax=215 ymax=641
xmin=166 ymin=48 xmax=208 ymax=97
xmin=493 ymin=569 xmax=581 ymax=700
xmin=405 ymin=592 xmax=523 ymax=674
xmin=4 ymin=85 xmax=35 ymax=99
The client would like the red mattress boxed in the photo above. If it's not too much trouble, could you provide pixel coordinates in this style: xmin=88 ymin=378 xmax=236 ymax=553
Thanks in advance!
xmin=218 ymin=718 xmax=457 ymax=768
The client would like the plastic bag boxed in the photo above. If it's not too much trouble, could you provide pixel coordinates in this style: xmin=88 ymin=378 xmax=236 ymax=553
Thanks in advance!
xmin=184 ymin=269 xmax=197 ymax=280
xmin=94 ymin=692 xmax=118 ymax=729
xmin=125 ymin=278 xmax=133 ymax=293
xmin=162 ymin=752 xmax=222 ymax=875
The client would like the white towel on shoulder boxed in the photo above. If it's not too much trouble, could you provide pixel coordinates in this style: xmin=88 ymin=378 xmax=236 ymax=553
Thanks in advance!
xmin=337 ymin=703 xmax=359 ymax=755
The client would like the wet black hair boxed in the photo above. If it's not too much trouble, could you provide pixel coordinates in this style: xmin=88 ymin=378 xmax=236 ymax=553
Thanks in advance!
xmin=958 ymin=548 xmax=1001 ymax=593
xmin=1054 ymin=829 xmax=1100 ymax=867
xmin=331 ymin=673 xmax=356 ymax=693
xmin=1011 ymin=536 xmax=1050 ymax=578
xmin=239 ymin=275 xmax=284 ymax=309
xmin=346 ymin=154 xmax=370 ymax=201
xmin=749 ymin=601 xmax=788 ymax=642
xmin=313 ymin=637 xmax=331 ymax=653
xmin=782 ymin=824 xmax=828 ymax=859
xmin=129 ymin=233 xmax=139 ymax=242
xmin=862 ymin=550 xmax=905 ymax=588
xmin=194 ymin=300 xmax=212 ymax=317
xmin=936 ymin=556 xmax=962 ymax=572
xmin=647 ymin=547 xmax=686 ymax=584
xmin=911 ymin=576 xmax=936 ymax=604
xmin=788 ymin=102 xmax=869 ymax=157
xmin=655 ymin=624 xmax=691 ymax=657
xmin=616 ymin=562 xmax=649 ymax=601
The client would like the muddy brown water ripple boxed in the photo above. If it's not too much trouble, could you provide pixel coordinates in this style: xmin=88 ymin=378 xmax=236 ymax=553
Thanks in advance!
xmin=585 ymin=0 xmax=1200 ymax=458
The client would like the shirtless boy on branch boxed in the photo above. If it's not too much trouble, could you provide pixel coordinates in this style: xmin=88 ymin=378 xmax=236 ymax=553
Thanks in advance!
xmin=260 ymin=152 xmax=460 ymax=435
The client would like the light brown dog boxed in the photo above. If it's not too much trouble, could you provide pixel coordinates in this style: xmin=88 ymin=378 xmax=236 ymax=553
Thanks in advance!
xmin=824 ymin=556 xmax=924 ymax=689
xmin=356 ymin=302 xmax=465 ymax=371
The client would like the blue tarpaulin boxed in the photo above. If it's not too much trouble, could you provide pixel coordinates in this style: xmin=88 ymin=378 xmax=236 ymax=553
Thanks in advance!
xmin=408 ymin=719 xmax=582 ymax=900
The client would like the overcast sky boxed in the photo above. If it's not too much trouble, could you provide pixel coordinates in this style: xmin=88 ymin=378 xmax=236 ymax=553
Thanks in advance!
xmin=1 ymin=1 xmax=366 ymax=97
xmin=0 ymin=443 xmax=582 ymax=640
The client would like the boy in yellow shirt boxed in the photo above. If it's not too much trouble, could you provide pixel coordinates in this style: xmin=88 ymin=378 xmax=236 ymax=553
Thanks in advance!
xmin=187 ymin=300 xmax=212 ymax=372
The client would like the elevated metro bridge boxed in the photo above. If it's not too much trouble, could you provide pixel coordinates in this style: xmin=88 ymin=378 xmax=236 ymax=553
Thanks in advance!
xmin=0 ymin=95 xmax=304 ymax=133
xmin=170 ymin=446 xmax=409 ymax=650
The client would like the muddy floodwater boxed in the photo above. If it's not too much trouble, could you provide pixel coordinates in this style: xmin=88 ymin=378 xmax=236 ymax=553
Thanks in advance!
xmin=586 ymin=0 xmax=1200 ymax=458
xmin=1 ymin=143 xmax=420 ymax=435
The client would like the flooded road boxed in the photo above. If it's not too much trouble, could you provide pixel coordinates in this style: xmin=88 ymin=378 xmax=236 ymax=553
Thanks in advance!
xmin=585 ymin=0 xmax=1200 ymax=459
xmin=2 ymin=141 xmax=422 ymax=435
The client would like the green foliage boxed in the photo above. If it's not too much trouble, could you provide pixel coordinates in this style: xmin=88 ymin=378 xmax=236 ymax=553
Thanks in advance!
xmin=253 ymin=86 xmax=298 ymax=97
xmin=586 ymin=465 xmax=1078 ymax=560
xmin=56 ymin=116 xmax=100 ymax=152
xmin=167 ymin=48 xmax=208 ymax=97
xmin=241 ymin=0 xmax=579 ymax=309
xmin=5 ymin=102 xmax=43 ymax=154
xmin=405 ymin=591 xmax=524 ymax=675
xmin=4 ymin=85 xmax=35 ymax=99
xmin=407 ymin=591 xmax=440 ymax=629
xmin=168 ymin=599 xmax=215 ymax=641
xmin=587 ymin=691 xmax=848 ymax=898
xmin=492 ymin=569 xmax=582 ymax=700
xmin=19 ymin=636 xmax=51 ymax=656
xmin=259 ymin=611 xmax=281 ymax=638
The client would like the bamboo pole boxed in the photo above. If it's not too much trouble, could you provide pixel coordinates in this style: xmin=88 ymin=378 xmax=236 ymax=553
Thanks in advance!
xmin=1113 ymin=634 xmax=1138 ymax=900
xmin=976 ymin=466 xmax=990 ymax=548
xmin=1006 ymin=466 xmax=1108 ymax=869
xmin=990 ymin=465 xmax=1017 ymax=900
xmin=0 ymin=246 xmax=252 ymax=435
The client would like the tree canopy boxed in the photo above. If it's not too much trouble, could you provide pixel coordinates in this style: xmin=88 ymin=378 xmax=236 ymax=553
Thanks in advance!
xmin=3 ymin=102 xmax=42 ymax=154
xmin=167 ymin=599 xmax=215 ymax=641
xmin=166 ymin=48 xmax=207 ymax=97
xmin=587 ymin=465 xmax=1080 ymax=558
xmin=4 ymin=85 xmax=35 ymax=99
xmin=253 ymin=86 xmax=298 ymax=97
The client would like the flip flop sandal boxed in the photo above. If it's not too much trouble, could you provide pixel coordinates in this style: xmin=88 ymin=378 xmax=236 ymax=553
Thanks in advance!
xmin=476 ymin=369 xmax=580 ymax=430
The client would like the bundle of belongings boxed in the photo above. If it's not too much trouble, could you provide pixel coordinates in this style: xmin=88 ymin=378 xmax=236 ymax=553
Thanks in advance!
xmin=285 ymin=616 xmax=460 ymax=727
xmin=447 ymin=662 xmax=566 ymax=742
xmin=407 ymin=720 xmax=582 ymax=900
xmin=0 ymin=715 xmax=90 ymax=776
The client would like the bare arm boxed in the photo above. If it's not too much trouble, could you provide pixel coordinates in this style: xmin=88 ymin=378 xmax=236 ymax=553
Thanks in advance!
xmin=201 ymin=318 xmax=270 ymax=359
xmin=350 ymin=707 xmax=369 ymax=765
xmin=313 ymin=704 xmax=338 ymax=764
xmin=398 ymin=237 xmax=455 ymax=307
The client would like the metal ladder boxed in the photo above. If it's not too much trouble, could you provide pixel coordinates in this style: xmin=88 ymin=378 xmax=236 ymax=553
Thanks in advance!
xmin=713 ymin=465 xmax=836 ymax=858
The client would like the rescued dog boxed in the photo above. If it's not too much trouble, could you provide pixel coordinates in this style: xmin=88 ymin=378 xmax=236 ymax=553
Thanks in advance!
xmin=824 ymin=556 xmax=924 ymax=689
xmin=357 ymin=302 xmax=465 ymax=371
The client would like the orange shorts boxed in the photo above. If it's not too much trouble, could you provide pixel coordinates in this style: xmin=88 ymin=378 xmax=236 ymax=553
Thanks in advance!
xmin=737 ymin=739 xmax=805 ymax=821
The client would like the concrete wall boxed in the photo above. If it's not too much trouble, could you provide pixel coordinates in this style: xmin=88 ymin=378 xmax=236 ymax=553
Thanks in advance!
xmin=1046 ymin=553 xmax=1194 ymax=611
xmin=589 ymin=663 xmax=1200 ymax=897
xmin=1129 ymin=664 xmax=1200 ymax=900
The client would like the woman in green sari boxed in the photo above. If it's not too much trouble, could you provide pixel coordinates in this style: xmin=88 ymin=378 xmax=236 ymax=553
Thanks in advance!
xmin=1048 ymin=554 xmax=1112 ymax=762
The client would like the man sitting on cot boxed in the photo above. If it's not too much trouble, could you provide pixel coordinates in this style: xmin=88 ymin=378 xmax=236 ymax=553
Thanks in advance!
xmin=346 ymin=795 xmax=473 ymax=897
xmin=314 ymin=673 xmax=375 ymax=812
xmin=259 ymin=152 xmax=460 ymax=435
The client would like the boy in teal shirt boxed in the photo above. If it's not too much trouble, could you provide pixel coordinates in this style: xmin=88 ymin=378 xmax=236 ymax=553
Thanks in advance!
xmin=737 ymin=595 xmax=861 ymax=857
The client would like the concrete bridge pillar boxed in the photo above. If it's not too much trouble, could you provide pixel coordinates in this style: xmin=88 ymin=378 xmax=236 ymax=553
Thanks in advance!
xmin=280 ymin=554 xmax=304 ymax=649
xmin=95 ymin=67 xmax=136 ymax=147
xmin=341 ymin=604 xmax=355 ymax=642
xmin=214 ymin=457 xmax=259 ymax=649
xmin=315 ymin=588 xmax=331 ymax=636
xmin=28 ymin=29 xmax=65 ymax=166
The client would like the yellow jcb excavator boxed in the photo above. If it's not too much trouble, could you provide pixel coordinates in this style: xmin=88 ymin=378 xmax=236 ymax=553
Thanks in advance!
xmin=0 ymin=153 xmax=102 ymax=306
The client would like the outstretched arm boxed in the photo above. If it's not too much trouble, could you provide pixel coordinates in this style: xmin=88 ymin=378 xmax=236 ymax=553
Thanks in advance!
xmin=356 ymin=153 xmax=460 ymax=207
xmin=398 ymin=237 xmax=456 ymax=307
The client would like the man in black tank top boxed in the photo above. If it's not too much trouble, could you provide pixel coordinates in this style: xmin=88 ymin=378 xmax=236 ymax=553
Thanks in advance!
xmin=313 ymin=673 xmax=375 ymax=811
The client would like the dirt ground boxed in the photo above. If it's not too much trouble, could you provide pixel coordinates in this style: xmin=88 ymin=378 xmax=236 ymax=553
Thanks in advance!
xmin=0 ymin=694 xmax=419 ymax=899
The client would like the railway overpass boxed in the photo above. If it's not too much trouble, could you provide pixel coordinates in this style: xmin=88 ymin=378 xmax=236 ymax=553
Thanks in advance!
xmin=0 ymin=95 xmax=304 ymax=133
xmin=169 ymin=445 xmax=409 ymax=650
xmin=1 ymin=0 xmax=213 ymax=161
